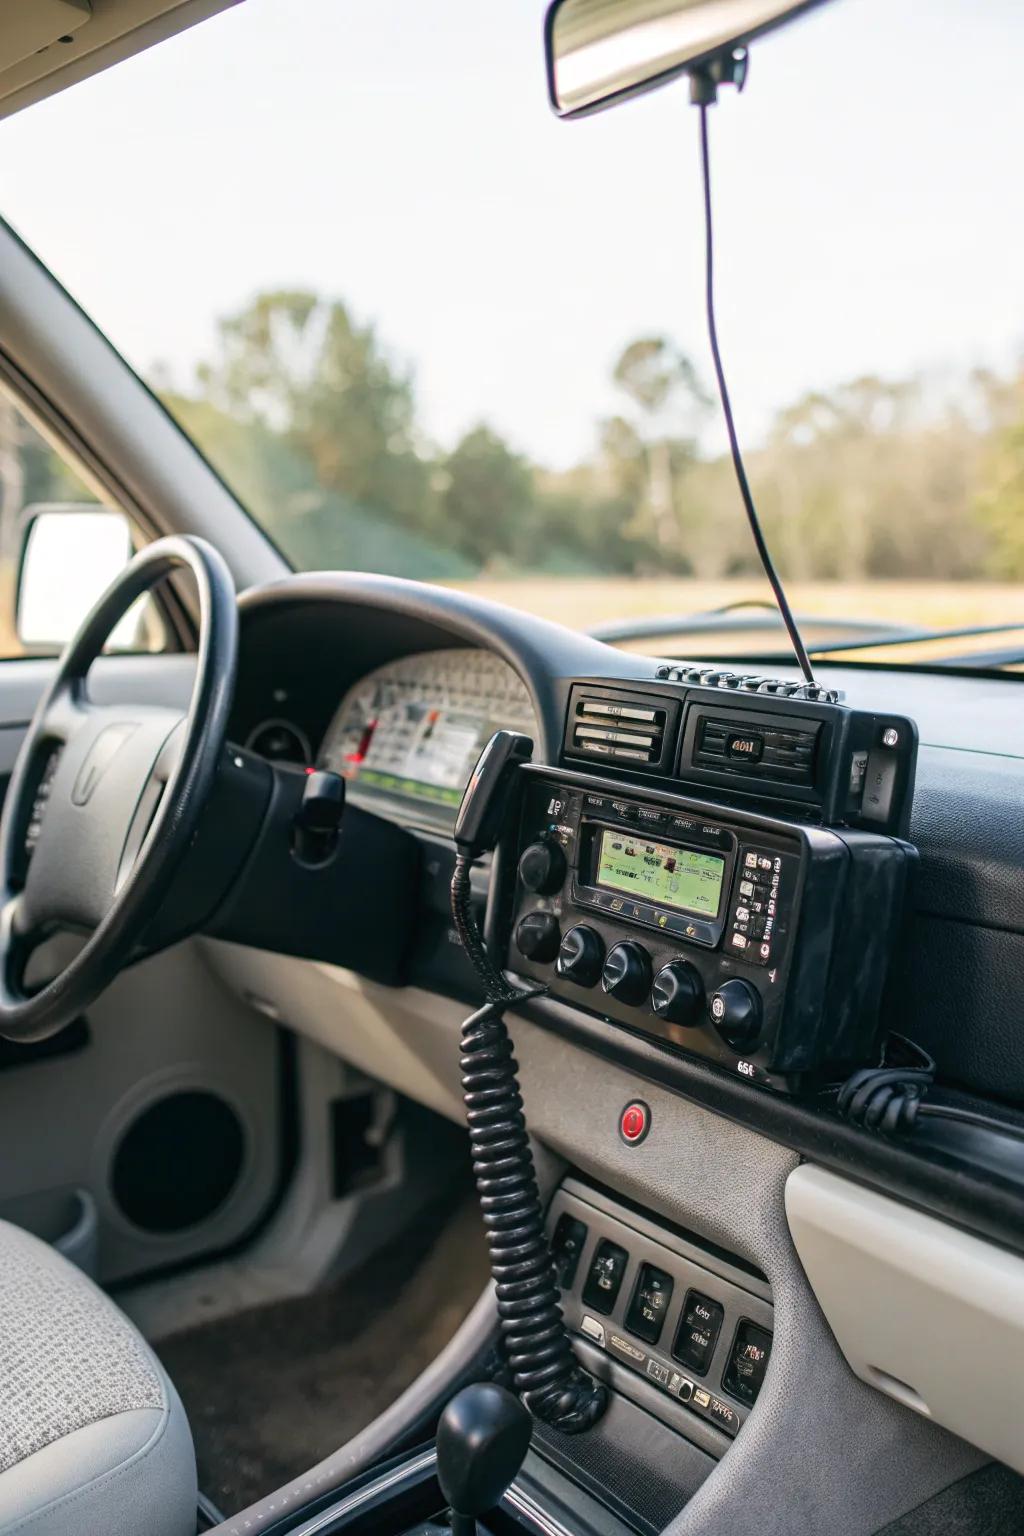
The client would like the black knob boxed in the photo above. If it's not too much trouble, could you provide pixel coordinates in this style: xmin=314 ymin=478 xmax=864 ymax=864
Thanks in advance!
xmin=437 ymin=1383 xmax=532 ymax=1536
xmin=709 ymin=978 xmax=762 ymax=1050
xmin=557 ymin=925 xmax=605 ymax=987
xmin=292 ymin=769 xmax=345 ymax=865
xmin=601 ymin=941 xmax=653 ymax=1006
xmin=518 ymin=839 xmax=567 ymax=896
xmin=515 ymin=911 xmax=561 ymax=963
xmin=652 ymin=961 xmax=705 ymax=1027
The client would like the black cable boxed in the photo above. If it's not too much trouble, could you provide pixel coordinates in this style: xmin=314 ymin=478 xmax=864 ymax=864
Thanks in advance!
xmin=836 ymin=1035 xmax=1024 ymax=1145
xmin=451 ymin=854 xmax=517 ymax=1005
xmin=698 ymin=101 xmax=816 ymax=686
xmin=451 ymin=856 xmax=607 ymax=1434
xmin=916 ymin=1103 xmax=1024 ymax=1144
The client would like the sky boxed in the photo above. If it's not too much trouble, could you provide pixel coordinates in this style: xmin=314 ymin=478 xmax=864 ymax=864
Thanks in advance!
xmin=0 ymin=0 xmax=1021 ymax=470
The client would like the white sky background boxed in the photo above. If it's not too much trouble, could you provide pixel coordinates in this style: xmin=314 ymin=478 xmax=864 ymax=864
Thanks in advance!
xmin=0 ymin=0 xmax=1021 ymax=470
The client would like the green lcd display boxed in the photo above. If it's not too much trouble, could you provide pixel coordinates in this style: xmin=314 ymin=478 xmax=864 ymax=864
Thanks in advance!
xmin=595 ymin=831 xmax=724 ymax=918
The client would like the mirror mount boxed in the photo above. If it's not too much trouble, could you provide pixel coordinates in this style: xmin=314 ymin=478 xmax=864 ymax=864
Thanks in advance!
xmin=688 ymin=44 xmax=749 ymax=105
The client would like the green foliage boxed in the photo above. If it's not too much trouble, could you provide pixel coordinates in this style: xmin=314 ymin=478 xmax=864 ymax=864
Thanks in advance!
xmin=437 ymin=425 xmax=535 ymax=565
xmin=975 ymin=371 xmax=1024 ymax=579
xmin=166 ymin=391 xmax=472 ymax=581
xmin=150 ymin=288 xmax=1024 ymax=587
xmin=198 ymin=290 xmax=436 ymax=537
xmin=601 ymin=338 xmax=710 ymax=563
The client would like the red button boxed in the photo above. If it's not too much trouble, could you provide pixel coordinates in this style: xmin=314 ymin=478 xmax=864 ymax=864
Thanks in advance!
xmin=620 ymin=1101 xmax=650 ymax=1145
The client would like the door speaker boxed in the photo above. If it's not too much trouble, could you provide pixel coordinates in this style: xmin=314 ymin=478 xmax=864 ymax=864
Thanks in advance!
xmin=111 ymin=1089 xmax=245 ymax=1233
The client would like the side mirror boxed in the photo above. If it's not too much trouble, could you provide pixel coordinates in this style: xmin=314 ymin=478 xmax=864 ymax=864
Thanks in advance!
xmin=545 ymin=0 xmax=829 ymax=118
xmin=16 ymin=505 xmax=142 ymax=651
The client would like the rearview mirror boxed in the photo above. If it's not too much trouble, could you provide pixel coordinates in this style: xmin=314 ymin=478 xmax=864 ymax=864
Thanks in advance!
xmin=545 ymin=0 xmax=828 ymax=118
xmin=16 ymin=506 xmax=141 ymax=650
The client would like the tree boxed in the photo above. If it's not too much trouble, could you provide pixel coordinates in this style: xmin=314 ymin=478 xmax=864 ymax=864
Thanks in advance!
xmin=602 ymin=337 xmax=711 ymax=560
xmin=196 ymin=289 xmax=435 ymax=534
xmin=437 ymin=425 xmax=536 ymax=567
xmin=976 ymin=369 xmax=1024 ymax=579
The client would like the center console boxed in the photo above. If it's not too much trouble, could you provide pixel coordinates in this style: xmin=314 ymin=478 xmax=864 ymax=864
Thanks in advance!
xmin=499 ymin=675 xmax=918 ymax=1093
xmin=547 ymin=1181 xmax=772 ymax=1442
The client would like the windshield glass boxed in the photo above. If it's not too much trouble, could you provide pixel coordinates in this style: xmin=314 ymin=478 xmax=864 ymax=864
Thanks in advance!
xmin=2 ymin=0 xmax=1022 ymax=671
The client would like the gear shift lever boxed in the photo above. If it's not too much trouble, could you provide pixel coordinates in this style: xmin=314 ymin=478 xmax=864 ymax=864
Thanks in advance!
xmin=436 ymin=1384 xmax=532 ymax=1536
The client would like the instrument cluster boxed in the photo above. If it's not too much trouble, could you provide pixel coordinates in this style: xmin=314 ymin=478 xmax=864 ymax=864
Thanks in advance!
xmin=319 ymin=647 xmax=536 ymax=829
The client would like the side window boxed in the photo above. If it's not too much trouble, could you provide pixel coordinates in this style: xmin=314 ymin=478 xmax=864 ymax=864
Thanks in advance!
xmin=0 ymin=389 xmax=168 ymax=659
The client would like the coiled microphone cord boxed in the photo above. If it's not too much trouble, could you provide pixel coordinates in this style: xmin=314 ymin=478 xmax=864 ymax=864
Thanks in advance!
xmin=452 ymin=853 xmax=607 ymax=1433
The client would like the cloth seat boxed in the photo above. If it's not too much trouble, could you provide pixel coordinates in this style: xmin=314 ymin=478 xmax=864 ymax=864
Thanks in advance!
xmin=0 ymin=1219 xmax=196 ymax=1536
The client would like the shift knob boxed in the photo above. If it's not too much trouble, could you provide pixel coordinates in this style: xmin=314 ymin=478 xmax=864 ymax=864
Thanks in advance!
xmin=436 ymin=1384 xmax=532 ymax=1535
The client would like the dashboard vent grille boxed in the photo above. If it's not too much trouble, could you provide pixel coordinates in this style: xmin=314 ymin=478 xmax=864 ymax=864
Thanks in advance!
xmin=563 ymin=685 xmax=679 ymax=773
xmin=694 ymin=715 xmax=819 ymax=785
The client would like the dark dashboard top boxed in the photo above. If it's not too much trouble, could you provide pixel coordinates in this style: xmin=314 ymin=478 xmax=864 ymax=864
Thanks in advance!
xmin=232 ymin=572 xmax=1024 ymax=1108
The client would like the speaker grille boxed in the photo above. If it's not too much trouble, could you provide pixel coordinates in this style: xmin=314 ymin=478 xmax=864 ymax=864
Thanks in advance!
xmin=112 ymin=1090 xmax=245 ymax=1233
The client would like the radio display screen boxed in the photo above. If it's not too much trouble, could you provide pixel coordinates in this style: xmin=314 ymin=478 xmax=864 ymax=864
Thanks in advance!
xmin=595 ymin=830 xmax=725 ymax=918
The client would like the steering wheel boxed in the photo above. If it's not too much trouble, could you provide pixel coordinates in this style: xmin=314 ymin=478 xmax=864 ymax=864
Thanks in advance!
xmin=0 ymin=536 xmax=237 ymax=1042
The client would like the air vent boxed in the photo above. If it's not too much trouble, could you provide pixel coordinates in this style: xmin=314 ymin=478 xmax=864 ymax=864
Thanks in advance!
xmin=694 ymin=716 xmax=819 ymax=785
xmin=681 ymin=704 xmax=822 ymax=791
xmin=563 ymin=685 xmax=680 ymax=773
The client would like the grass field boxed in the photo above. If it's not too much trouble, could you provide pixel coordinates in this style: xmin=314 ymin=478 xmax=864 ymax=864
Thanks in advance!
xmin=453 ymin=577 xmax=1024 ymax=665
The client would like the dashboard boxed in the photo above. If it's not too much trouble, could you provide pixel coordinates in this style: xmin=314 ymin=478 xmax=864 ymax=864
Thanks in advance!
xmin=212 ymin=571 xmax=1024 ymax=1510
xmin=226 ymin=572 xmax=1024 ymax=1247
xmin=319 ymin=649 xmax=536 ymax=829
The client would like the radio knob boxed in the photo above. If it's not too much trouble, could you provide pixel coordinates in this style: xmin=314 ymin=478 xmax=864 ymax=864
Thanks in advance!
xmin=709 ymin=979 xmax=762 ymax=1050
xmin=518 ymin=839 xmax=567 ymax=896
xmin=557 ymin=925 xmax=605 ymax=987
xmin=652 ymin=961 xmax=705 ymax=1027
xmin=515 ymin=911 xmax=561 ymax=964
xmin=601 ymin=942 xmax=653 ymax=1006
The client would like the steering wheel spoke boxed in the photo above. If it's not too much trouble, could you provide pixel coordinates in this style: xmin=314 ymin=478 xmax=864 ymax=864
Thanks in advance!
xmin=40 ymin=680 xmax=91 ymax=747
xmin=0 ymin=895 xmax=44 ymax=1010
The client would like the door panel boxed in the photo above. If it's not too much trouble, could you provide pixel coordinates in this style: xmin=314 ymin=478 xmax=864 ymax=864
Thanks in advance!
xmin=0 ymin=651 xmax=285 ymax=1284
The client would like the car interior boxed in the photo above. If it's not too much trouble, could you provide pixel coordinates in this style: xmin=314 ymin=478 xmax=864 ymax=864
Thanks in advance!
xmin=0 ymin=1 xmax=1023 ymax=1534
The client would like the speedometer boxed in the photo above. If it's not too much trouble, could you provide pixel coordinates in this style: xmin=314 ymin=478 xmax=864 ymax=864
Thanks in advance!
xmin=320 ymin=650 xmax=536 ymax=825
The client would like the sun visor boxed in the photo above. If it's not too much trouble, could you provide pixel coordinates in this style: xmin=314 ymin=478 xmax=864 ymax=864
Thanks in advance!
xmin=0 ymin=0 xmax=241 ymax=120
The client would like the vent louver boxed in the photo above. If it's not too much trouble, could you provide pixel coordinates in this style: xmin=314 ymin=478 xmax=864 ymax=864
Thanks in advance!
xmin=563 ymin=685 xmax=679 ymax=774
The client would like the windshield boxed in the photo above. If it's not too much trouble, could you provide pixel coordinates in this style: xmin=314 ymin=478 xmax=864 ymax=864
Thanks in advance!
xmin=2 ymin=0 xmax=1022 ymax=671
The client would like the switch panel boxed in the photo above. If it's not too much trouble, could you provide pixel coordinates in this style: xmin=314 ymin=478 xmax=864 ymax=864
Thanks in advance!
xmin=550 ymin=1213 xmax=588 ymax=1289
xmin=625 ymin=1263 xmax=675 ymax=1345
xmin=673 ymin=1291 xmax=724 ymax=1376
xmin=548 ymin=1178 xmax=774 ymax=1453
xmin=582 ymin=1239 xmax=629 ymax=1315
xmin=723 ymin=1320 xmax=774 ymax=1406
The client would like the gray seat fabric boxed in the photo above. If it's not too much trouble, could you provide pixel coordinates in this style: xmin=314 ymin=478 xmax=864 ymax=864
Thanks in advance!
xmin=0 ymin=1219 xmax=196 ymax=1536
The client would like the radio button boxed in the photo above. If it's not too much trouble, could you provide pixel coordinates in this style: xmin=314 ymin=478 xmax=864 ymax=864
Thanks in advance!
xmin=709 ymin=979 xmax=762 ymax=1049
xmin=514 ymin=911 xmax=561 ymax=964
xmin=665 ymin=915 xmax=716 ymax=947
xmin=601 ymin=942 xmax=653 ymax=1006
xmin=635 ymin=806 xmax=666 ymax=827
xmin=652 ymin=961 xmax=705 ymax=1027
xmin=557 ymin=925 xmax=606 ymax=987
xmin=518 ymin=839 xmax=567 ymax=896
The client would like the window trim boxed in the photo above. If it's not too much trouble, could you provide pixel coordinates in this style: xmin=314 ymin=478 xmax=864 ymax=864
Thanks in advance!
xmin=0 ymin=352 xmax=193 ymax=657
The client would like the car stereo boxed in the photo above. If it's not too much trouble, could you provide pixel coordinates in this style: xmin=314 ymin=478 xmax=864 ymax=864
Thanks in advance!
xmin=499 ymin=682 xmax=917 ymax=1092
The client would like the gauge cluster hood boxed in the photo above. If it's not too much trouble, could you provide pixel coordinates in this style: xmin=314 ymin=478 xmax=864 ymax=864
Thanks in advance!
xmin=0 ymin=0 xmax=241 ymax=121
